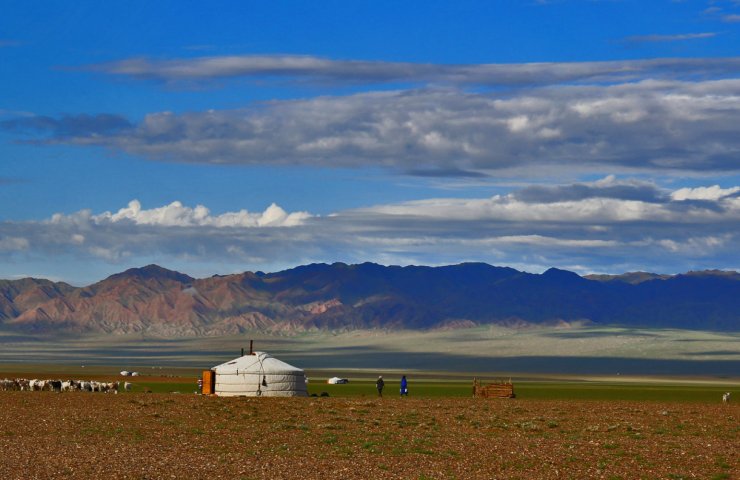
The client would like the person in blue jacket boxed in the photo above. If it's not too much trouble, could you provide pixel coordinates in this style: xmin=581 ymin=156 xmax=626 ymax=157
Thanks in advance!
xmin=400 ymin=375 xmax=408 ymax=396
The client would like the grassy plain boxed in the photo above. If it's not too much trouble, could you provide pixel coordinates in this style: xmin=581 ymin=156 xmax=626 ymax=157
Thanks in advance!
xmin=1 ymin=363 xmax=737 ymax=402
xmin=1 ymin=324 xmax=737 ymax=400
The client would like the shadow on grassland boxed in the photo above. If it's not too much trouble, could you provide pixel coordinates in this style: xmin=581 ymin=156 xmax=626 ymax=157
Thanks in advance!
xmin=1 ymin=339 xmax=738 ymax=376
xmin=287 ymin=349 xmax=740 ymax=376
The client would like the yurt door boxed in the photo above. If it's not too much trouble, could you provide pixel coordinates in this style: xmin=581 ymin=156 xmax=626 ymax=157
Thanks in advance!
xmin=201 ymin=370 xmax=215 ymax=395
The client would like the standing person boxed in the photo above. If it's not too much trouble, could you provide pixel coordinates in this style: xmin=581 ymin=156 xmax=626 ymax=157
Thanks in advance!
xmin=400 ymin=375 xmax=408 ymax=396
xmin=376 ymin=375 xmax=385 ymax=397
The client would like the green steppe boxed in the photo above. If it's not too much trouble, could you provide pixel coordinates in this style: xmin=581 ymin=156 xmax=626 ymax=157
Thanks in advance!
xmin=1 ymin=325 xmax=738 ymax=400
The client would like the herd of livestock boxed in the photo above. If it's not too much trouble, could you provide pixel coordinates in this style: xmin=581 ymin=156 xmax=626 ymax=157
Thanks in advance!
xmin=0 ymin=378 xmax=132 ymax=393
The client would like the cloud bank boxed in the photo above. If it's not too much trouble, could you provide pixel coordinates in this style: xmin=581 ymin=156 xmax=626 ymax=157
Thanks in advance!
xmin=1 ymin=178 xmax=737 ymax=277
xmin=5 ymin=79 xmax=740 ymax=176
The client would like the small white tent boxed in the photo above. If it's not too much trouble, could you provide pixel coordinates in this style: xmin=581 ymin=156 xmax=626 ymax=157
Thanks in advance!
xmin=211 ymin=351 xmax=308 ymax=397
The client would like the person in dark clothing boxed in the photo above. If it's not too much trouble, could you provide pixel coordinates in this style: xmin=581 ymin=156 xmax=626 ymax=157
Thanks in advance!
xmin=376 ymin=376 xmax=385 ymax=397
xmin=400 ymin=375 xmax=408 ymax=396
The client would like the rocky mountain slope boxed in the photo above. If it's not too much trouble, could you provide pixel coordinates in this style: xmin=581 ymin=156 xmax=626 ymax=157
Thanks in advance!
xmin=1 ymin=263 xmax=738 ymax=335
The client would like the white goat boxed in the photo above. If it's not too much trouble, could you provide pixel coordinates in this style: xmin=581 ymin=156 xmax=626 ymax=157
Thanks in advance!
xmin=722 ymin=392 xmax=731 ymax=403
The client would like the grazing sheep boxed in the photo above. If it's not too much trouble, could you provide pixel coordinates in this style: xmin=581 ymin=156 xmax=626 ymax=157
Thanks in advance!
xmin=1 ymin=377 xmax=142 ymax=395
xmin=722 ymin=392 xmax=731 ymax=403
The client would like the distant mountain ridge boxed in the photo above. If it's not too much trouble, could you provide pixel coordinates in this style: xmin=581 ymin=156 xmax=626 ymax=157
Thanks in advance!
xmin=0 ymin=263 xmax=737 ymax=335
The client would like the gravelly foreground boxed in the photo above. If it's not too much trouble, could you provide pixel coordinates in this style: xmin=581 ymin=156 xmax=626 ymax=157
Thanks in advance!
xmin=0 ymin=393 xmax=737 ymax=479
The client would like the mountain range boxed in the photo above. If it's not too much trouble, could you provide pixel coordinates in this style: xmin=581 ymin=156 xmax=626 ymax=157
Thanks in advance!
xmin=1 ymin=263 xmax=738 ymax=336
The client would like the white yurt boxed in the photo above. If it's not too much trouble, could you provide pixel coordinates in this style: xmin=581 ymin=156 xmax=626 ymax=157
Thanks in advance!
xmin=210 ymin=351 xmax=308 ymax=397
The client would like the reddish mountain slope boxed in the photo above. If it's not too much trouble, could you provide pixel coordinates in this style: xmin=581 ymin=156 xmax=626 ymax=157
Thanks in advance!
xmin=1 ymin=263 xmax=738 ymax=335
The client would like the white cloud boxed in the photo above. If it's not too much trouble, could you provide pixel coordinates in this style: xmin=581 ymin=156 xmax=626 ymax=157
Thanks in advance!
xmin=91 ymin=199 xmax=312 ymax=227
xmin=670 ymin=185 xmax=740 ymax=201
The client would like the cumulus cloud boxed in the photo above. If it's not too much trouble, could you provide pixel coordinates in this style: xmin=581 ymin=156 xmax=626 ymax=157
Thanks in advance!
xmin=0 ymin=201 xmax=317 ymax=273
xmin=0 ymin=180 xmax=737 ymax=279
xmin=6 ymin=79 xmax=740 ymax=175
xmin=50 ymin=199 xmax=313 ymax=228
xmin=84 ymin=54 xmax=740 ymax=87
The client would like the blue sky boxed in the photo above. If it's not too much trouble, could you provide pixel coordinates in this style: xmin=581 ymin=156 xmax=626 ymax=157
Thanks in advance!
xmin=1 ymin=0 xmax=740 ymax=285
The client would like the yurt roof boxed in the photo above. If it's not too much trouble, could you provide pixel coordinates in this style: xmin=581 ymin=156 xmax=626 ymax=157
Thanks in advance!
xmin=212 ymin=351 xmax=304 ymax=375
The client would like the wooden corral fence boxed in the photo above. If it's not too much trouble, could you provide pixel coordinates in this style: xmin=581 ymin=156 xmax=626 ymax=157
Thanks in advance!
xmin=473 ymin=378 xmax=515 ymax=398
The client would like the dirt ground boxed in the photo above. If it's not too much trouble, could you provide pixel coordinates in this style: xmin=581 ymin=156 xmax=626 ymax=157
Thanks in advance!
xmin=0 ymin=392 xmax=736 ymax=479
